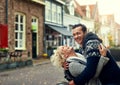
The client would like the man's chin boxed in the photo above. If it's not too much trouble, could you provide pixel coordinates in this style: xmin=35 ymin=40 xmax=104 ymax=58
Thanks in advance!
xmin=76 ymin=41 xmax=81 ymax=44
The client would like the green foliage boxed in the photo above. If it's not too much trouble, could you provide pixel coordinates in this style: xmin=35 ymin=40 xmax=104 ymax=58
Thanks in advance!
xmin=0 ymin=48 xmax=8 ymax=52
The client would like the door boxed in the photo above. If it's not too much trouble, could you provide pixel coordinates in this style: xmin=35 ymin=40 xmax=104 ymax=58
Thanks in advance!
xmin=32 ymin=32 xmax=37 ymax=58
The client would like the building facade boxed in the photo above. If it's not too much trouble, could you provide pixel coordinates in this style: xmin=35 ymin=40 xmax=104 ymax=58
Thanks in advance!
xmin=0 ymin=0 xmax=45 ymax=59
xmin=44 ymin=0 xmax=72 ymax=56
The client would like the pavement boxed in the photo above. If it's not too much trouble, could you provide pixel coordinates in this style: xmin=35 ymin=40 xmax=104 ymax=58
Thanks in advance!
xmin=32 ymin=58 xmax=51 ymax=66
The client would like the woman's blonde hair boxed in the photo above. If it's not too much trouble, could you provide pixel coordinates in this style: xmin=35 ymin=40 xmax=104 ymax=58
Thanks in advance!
xmin=50 ymin=46 xmax=66 ymax=68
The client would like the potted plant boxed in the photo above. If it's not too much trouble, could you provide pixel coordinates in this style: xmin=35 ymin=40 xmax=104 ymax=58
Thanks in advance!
xmin=0 ymin=48 xmax=8 ymax=57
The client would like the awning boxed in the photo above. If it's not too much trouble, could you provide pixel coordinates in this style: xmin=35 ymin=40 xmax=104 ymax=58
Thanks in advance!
xmin=47 ymin=25 xmax=72 ymax=36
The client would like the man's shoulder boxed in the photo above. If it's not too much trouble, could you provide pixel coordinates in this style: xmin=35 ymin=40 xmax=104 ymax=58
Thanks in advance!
xmin=84 ymin=32 xmax=102 ymax=43
xmin=83 ymin=32 xmax=102 ymax=49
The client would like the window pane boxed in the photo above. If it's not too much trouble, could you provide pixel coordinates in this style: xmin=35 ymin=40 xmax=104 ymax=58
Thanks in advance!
xmin=34 ymin=19 xmax=36 ymax=22
xmin=15 ymin=15 xmax=18 ymax=22
xmin=15 ymin=41 xmax=18 ymax=47
xmin=15 ymin=24 xmax=18 ymax=30
xmin=20 ymin=33 xmax=23 ymax=39
xmin=20 ymin=15 xmax=23 ymax=23
xmin=15 ymin=33 xmax=18 ymax=39
xmin=20 ymin=24 xmax=23 ymax=31
xmin=19 ymin=40 xmax=23 ymax=47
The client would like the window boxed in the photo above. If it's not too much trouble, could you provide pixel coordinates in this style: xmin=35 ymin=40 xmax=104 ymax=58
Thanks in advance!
xmin=52 ymin=3 xmax=57 ymax=23
xmin=32 ymin=16 xmax=38 ymax=32
xmin=15 ymin=13 xmax=25 ymax=50
xmin=69 ymin=24 xmax=73 ymax=31
xmin=57 ymin=6 xmax=62 ymax=24
xmin=45 ymin=1 xmax=51 ymax=21
xmin=69 ymin=1 xmax=75 ymax=15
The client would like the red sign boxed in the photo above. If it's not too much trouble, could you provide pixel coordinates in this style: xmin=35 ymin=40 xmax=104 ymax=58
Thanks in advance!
xmin=0 ymin=24 xmax=8 ymax=48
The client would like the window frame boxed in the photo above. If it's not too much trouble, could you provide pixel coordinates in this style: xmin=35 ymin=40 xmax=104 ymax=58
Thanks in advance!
xmin=14 ymin=12 xmax=26 ymax=50
xmin=45 ymin=1 xmax=51 ymax=21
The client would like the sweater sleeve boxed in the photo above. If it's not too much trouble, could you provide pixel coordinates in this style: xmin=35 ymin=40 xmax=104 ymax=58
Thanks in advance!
xmin=73 ymin=40 xmax=101 ymax=85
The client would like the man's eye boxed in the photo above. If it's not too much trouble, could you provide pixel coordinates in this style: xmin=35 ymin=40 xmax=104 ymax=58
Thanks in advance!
xmin=77 ymin=32 xmax=80 ymax=35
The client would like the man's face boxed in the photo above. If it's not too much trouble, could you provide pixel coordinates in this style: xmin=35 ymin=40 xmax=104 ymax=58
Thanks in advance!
xmin=72 ymin=26 xmax=86 ymax=45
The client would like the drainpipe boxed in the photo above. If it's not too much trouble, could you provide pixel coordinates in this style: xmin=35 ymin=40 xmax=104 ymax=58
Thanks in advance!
xmin=62 ymin=5 xmax=64 ymax=26
xmin=43 ymin=2 xmax=46 ymax=53
xmin=5 ymin=0 xmax=8 ymax=24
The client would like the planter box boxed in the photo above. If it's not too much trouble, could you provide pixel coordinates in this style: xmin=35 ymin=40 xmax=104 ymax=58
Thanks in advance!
xmin=7 ymin=62 xmax=17 ymax=69
xmin=17 ymin=61 xmax=26 ymax=67
xmin=0 ymin=63 xmax=8 ymax=71
xmin=25 ymin=59 xmax=33 ymax=66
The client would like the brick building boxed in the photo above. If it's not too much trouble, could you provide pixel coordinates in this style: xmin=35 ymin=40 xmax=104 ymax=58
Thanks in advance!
xmin=0 ymin=0 xmax=45 ymax=59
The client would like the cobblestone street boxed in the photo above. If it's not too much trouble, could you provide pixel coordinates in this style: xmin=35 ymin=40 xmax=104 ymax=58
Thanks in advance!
xmin=0 ymin=62 xmax=66 ymax=85
xmin=0 ymin=58 xmax=120 ymax=85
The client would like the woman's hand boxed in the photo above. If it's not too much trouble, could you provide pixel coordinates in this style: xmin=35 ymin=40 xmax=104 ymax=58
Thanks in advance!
xmin=69 ymin=80 xmax=75 ymax=85
xmin=62 ymin=61 xmax=69 ymax=70
xmin=62 ymin=46 xmax=76 ymax=58
xmin=98 ymin=43 xmax=107 ymax=57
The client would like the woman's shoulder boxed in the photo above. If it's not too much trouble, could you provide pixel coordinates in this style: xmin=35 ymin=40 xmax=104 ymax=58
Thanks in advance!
xmin=67 ymin=53 xmax=85 ymax=59
xmin=66 ymin=53 xmax=86 ymax=64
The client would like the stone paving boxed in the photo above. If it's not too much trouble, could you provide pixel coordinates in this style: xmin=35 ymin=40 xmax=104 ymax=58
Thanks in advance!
xmin=32 ymin=58 xmax=50 ymax=66
xmin=0 ymin=58 xmax=119 ymax=85
xmin=0 ymin=59 xmax=66 ymax=85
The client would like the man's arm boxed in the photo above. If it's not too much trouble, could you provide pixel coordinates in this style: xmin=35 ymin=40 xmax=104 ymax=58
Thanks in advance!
xmin=73 ymin=40 xmax=102 ymax=85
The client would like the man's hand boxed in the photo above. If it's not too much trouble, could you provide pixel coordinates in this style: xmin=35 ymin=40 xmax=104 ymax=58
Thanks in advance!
xmin=69 ymin=80 xmax=75 ymax=85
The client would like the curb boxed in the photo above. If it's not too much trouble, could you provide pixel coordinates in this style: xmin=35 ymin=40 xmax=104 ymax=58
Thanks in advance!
xmin=32 ymin=59 xmax=50 ymax=66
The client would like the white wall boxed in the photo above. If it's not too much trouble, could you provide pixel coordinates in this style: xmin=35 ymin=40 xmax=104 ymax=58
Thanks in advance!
xmin=63 ymin=13 xmax=81 ymax=49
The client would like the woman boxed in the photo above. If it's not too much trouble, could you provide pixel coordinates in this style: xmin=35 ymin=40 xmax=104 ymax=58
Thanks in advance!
xmin=50 ymin=45 xmax=109 ymax=85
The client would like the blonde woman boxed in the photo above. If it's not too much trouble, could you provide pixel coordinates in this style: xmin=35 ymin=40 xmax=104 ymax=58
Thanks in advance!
xmin=50 ymin=45 xmax=109 ymax=85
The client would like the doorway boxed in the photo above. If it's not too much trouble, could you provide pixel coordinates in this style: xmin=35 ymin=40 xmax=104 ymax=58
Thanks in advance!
xmin=32 ymin=32 xmax=37 ymax=58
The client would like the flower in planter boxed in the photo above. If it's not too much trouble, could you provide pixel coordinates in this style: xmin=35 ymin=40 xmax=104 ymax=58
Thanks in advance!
xmin=0 ymin=48 xmax=8 ymax=52
xmin=42 ymin=53 xmax=48 ymax=58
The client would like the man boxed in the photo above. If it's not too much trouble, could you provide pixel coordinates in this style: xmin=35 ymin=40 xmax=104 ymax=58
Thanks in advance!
xmin=63 ymin=24 xmax=120 ymax=85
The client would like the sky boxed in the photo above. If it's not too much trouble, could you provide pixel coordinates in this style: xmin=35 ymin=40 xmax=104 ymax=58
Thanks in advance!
xmin=76 ymin=0 xmax=120 ymax=24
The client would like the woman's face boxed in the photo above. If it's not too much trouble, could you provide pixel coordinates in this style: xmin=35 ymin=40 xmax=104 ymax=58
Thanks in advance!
xmin=58 ymin=46 xmax=73 ymax=59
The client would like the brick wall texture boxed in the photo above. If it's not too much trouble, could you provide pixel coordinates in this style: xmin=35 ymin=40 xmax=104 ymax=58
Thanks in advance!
xmin=0 ymin=0 xmax=44 ymax=58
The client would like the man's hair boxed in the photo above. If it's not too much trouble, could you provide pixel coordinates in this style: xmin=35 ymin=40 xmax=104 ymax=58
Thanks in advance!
xmin=72 ymin=23 xmax=87 ymax=33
